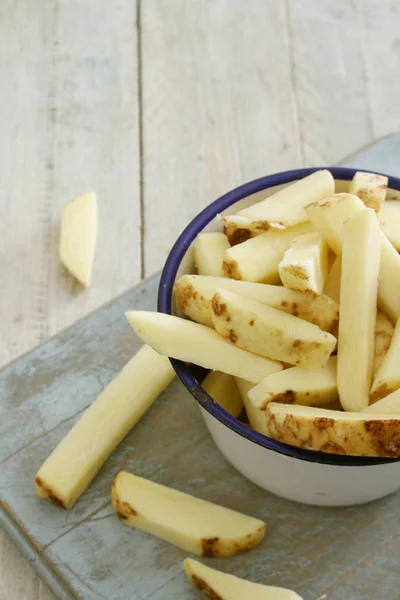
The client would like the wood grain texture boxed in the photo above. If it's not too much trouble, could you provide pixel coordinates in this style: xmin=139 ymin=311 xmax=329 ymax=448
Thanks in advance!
xmin=141 ymin=0 xmax=301 ymax=275
xmin=0 ymin=0 xmax=139 ymax=597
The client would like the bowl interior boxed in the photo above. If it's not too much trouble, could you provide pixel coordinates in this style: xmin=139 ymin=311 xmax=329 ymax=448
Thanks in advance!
xmin=158 ymin=166 xmax=400 ymax=467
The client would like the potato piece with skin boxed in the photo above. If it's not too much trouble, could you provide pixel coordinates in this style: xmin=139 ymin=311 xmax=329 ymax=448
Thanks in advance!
xmin=184 ymin=559 xmax=304 ymax=600
xmin=202 ymin=371 xmax=243 ymax=418
xmin=211 ymin=289 xmax=336 ymax=369
xmin=174 ymin=274 xmax=339 ymax=331
xmin=265 ymin=403 xmax=400 ymax=457
xmin=379 ymin=200 xmax=400 ymax=251
xmin=35 ymin=345 xmax=175 ymax=509
xmin=194 ymin=232 xmax=230 ymax=277
xmin=363 ymin=388 xmax=400 ymax=414
xmin=323 ymin=256 xmax=341 ymax=304
xmin=232 ymin=169 xmax=334 ymax=230
xmin=371 ymin=318 xmax=400 ymax=400
xmin=348 ymin=171 xmax=388 ymax=213
xmin=337 ymin=210 xmax=380 ymax=412
xmin=126 ymin=311 xmax=282 ymax=383
xmin=59 ymin=191 xmax=98 ymax=287
xmin=222 ymin=222 xmax=315 ymax=283
xmin=224 ymin=223 xmax=253 ymax=246
xmin=278 ymin=232 xmax=329 ymax=294
xmin=305 ymin=193 xmax=400 ymax=323
xmin=249 ymin=356 xmax=338 ymax=416
xmin=112 ymin=472 xmax=266 ymax=557
xmin=373 ymin=311 xmax=394 ymax=376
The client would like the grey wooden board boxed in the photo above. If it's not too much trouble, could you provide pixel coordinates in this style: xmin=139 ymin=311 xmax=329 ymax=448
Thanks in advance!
xmin=2 ymin=136 xmax=400 ymax=600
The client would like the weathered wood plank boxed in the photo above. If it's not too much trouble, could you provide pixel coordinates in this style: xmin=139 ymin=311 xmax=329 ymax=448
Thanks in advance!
xmin=141 ymin=0 xmax=301 ymax=275
xmin=287 ymin=0 xmax=373 ymax=166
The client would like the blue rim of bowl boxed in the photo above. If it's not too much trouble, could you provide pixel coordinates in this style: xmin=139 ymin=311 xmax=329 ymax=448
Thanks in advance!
xmin=158 ymin=166 xmax=400 ymax=467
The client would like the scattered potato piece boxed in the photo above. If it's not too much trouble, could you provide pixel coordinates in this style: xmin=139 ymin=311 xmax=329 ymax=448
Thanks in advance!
xmin=248 ymin=357 xmax=338 ymax=422
xmin=194 ymin=232 xmax=230 ymax=277
xmin=265 ymin=403 xmax=400 ymax=457
xmin=112 ymin=471 xmax=266 ymax=556
xmin=373 ymin=311 xmax=394 ymax=376
xmin=222 ymin=222 xmax=315 ymax=283
xmin=59 ymin=191 xmax=98 ymax=287
xmin=323 ymin=256 xmax=341 ymax=304
xmin=305 ymin=193 xmax=400 ymax=323
xmin=202 ymin=371 xmax=243 ymax=417
xmin=232 ymin=169 xmax=334 ymax=230
xmin=35 ymin=345 xmax=175 ymax=509
xmin=126 ymin=311 xmax=282 ymax=383
xmin=379 ymin=200 xmax=400 ymax=251
xmin=184 ymin=558 xmax=304 ymax=600
xmin=337 ymin=210 xmax=380 ymax=412
xmin=371 ymin=318 xmax=400 ymax=400
xmin=363 ymin=388 xmax=400 ymax=414
xmin=211 ymin=289 xmax=336 ymax=369
xmin=278 ymin=232 xmax=329 ymax=294
xmin=175 ymin=274 xmax=339 ymax=331
xmin=348 ymin=171 xmax=388 ymax=212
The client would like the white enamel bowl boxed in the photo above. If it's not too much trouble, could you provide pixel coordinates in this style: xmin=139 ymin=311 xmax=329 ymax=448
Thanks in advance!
xmin=158 ymin=167 xmax=400 ymax=506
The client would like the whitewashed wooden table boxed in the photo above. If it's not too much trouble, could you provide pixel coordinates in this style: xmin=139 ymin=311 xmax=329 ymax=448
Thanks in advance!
xmin=1 ymin=1 xmax=400 ymax=598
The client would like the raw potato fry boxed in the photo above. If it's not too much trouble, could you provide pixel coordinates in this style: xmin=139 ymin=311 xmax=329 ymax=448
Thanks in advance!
xmin=59 ymin=191 xmax=98 ymax=287
xmin=379 ymin=200 xmax=400 ymax=250
xmin=211 ymin=289 xmax=336 ymax=369
xmin=112 ymin=471 xmax=266 ymax=556
xmin=232 ymin=169 xmax=334 ymax=230
xmin=363 ymin=388 xmax=400 ymax=414
xmin=348 ymin=171 xmax=388 ymax=212
xmin=373 ymin=311 xmax=394 ymax=376
xmin=202 ymin=371 xmax=243 ymax=417
xmin=222 ymin=222 xmax=315 ymax=283
xmin=305 ymin=193 xmax=400 ymax=323
xmin=175 ymin=274 xmax=339 ymax=331
xmin=224 ymin=223 xmax=253 ymax=246
xmin=248 ymin=357 xmax=338 ymax=416
xmin=184 ymin=559 xmax=304 ymax=600
xmin=323 ymin=256 xmax=341 ymax=304
xmin=194 ymin=232 xmax=230 ymax=277
xmin=126 ymin=311 xmax=282 ymax=383
xmin=337 ymin=210 xmax=381 ymax=412
xmin=278 ymin=232 xmax=329 ymax=294
xmin=35 ymin=345 xmax=175 ymax=509
xmin=371 ymin=318 xmax=400 ymax=400
xmin=265 ymin=403 xmax=400 ymax=457
xmin=235 ymin=377 xmax=266 ymax=433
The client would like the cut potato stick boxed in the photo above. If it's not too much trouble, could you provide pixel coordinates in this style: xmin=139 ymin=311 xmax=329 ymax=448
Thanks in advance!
xmin=222 ymin=222 xmax=315 ymax=283
xmin=35 ymin=345 xmax=175 ymax=509
xmin=278 ymin=232 xmax=329 ymax=294
xmin=223 ymin=223 xmax=253 ymax=246
xmin=112 ymin=471 xmax=266 ymax=556
xmin=175 ymin=274 xmax=339 ymax=331
xmin=337 ymin=210 xmax=380 ymax=412
xmin=184 ymin=559 xmax=304 ymax=600
xmin=363 ymin=388 xmax=400 ymax=414
xmin=348 ymin=171 xmax=388 ymax=213
xmin=265 ymin=403 xmax=400 ymax=457
xmin=323 ymin=255 xmax=341 ymax=304
xmin=194 ymin=232 xmax=230 ymax=277
xmin=232 ymin=169 xmax=334 ymax=230
xmin=373 ymin=311 xmax=394 ymax=376
xmin=379 ymin=200 xmax=400 ymax=251
xmin=371 ymin=318 xmax=400 ymax=400
xmin=202 ymin=371 xmax=243 ymax=417
xmin=59 ymin=191 xmax=98 ymax=287
xmin=211 ymin=289 xmax=336 ymax=369
xmin=126 ymin=311 xmax=282 ymax=383
xmin=234 ymin=377 xmax=266 ymax=433
xmin=306 ymin=193 xmax=400 ymax=323
xmin=248 ymin=356 xmax=338 ymax=416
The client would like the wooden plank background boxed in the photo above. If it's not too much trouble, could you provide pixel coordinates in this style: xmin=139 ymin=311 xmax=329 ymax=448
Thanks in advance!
xmin=0 ymin=0 xmax=400 ymax=598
